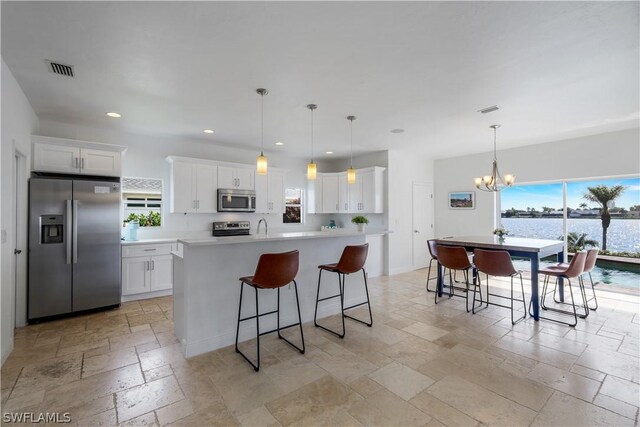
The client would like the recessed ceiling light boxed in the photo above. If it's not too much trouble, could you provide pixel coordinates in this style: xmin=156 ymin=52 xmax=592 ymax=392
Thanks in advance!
xmin=390 ymin=128 xmax=405 ymax=134
xmin=325 ymin=151 xmax=334 ymax=154
xmin=203 ymin=129 xmax=214 ymax=134
xmin=106 ymin=112 xmax=121 ymax=118
xmin=275 ymin=141 xmax=284 ymax=146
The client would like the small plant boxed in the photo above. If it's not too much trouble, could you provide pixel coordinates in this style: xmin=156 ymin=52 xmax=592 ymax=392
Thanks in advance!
xmin=351 ymin=216 xmax=369 ymax=225
xmin=124 ymin=212 xmax=161 ymax=227
xmin=493 ymin=227 xmax=509 ymax=238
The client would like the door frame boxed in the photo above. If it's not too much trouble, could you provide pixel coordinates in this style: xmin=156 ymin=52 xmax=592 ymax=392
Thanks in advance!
xmin=14 ymin=148 xmax=28 ymax=327
xmin=412 ymin=181 xmax=434 ymax=269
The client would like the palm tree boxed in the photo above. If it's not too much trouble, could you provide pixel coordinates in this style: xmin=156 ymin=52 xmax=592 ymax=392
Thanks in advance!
xmin=579 ymin=203 xmax=587 ymax=210
xmin=559 ymin=232 xmax=599 ymax=253
xmin=583 ymin=185 xmax=625 ymax=250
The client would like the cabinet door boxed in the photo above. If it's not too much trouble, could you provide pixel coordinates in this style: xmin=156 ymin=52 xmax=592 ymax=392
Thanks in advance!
xmin=338 ymin=173 xmax=350 ymax=213
xmin=122 ymin=257 xmax=150 ymax=296
xmin=236 ymin=168 xmax=255 ymax=190
xmin=360 ymin=170 xmax=377 ymax=213
xmin=80 ymin=148 xmax=121 ymax=176
xmin=254 ymin=173 xmax=269 ymax=214
xmin=171 ymin=162 xmax=196 ymax=213
xmin=311 ymin=178 xmax=323 ymax=214
xmin=33 ymin=143 xmax=80 ymax=174
xmin=322 ymin=175 xmax=339 ymax=213
xmin=195 ymin=165 xmax=218 ymax=213
xmin=217 ymin=166 xmax=236 ymax=188
xmin=150 ymin=255 xmax=173 ymax=292
xmin=269 ymin=172 xmax=285 ymax=213
xmin=348 ymin=174 xmax=363 ymax=213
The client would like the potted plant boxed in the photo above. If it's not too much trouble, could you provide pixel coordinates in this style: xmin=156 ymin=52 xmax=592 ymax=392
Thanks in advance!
xmin=493 ymin=227 xmax=509 ymax=243
xmin=351 ymin=215 xmax=369 ymax=232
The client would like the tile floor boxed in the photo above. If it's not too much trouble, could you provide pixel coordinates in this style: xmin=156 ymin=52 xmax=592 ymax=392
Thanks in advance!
xmin=1 ymin=269 xmax=639 ymax=426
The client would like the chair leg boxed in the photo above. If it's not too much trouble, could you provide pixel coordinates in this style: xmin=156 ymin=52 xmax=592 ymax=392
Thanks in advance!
xmin=314 ymin=269 xmax=346 ymax=339
xmin=577 ymin=276 xmax=589 ymax=319
xmin=235 ymin=282 xmax=261 ymax=371
xmin=343 ymin=268 xmax=373 ymax=327
xmin=587 ymin=272 xmax=598 ymax=311
xmin=426 ymin=259 xmax=434 ymax=292
xmin=464 ymin=269 xmax=471 ymax=313
xmin=276 ymin=281 xmax=305 ymax=354
xmin=511 ymin=274 xmax=527 ymax=325
xmin=472 ymin=272 xmax=481 ymax=314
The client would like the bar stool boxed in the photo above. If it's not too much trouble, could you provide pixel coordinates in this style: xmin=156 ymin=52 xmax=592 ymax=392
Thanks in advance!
xmin=435 ymin=245 xmax=481 ymax=312
xmin=235 ymin=250 xmax=305 ymax=371
xmin=472 ymin=249 xmax=527 ymax=325
xmin=535 ymin=251 xmax=588 ymax=327
xmin=425 ymin=240 xmax=438 ymax=293
xmin=553 ymin=249 xmax=599 ymax=311
xmin=314 ymin=244 xmax=372 ymax=338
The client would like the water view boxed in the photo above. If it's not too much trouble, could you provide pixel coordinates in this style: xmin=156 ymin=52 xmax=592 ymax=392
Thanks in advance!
xmin=501 ymin=218 xmax=640 ymax=253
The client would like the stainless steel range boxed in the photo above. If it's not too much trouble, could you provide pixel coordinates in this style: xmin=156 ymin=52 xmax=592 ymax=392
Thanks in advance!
xmin=212 ymin=221 xmax=251 ymax=236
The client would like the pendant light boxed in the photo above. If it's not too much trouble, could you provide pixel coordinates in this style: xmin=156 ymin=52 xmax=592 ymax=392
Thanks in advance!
xmin=346 ymin=115 xmax=356 ymax=184
xmin=474 ymin=125 xmax=515 ymax=192
xmin=256 ymin=88 xmax=268 ymax=175
xmin=306 ymin=104 xmax=318 ymax=180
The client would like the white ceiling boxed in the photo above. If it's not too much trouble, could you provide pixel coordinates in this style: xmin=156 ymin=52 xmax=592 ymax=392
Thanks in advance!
xmin=2 ymin=1 xmax=638 ymax=160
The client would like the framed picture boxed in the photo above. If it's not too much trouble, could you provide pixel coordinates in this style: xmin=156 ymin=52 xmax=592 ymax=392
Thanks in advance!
xmin=449 ymin=191 xmax=475 ymax=209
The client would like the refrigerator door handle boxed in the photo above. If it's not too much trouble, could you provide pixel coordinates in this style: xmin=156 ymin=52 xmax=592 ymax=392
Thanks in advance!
xmin=72 ymin=200 xmax=78 ymax=264
xmin=66 ymin=200 xmax=72 ymax=264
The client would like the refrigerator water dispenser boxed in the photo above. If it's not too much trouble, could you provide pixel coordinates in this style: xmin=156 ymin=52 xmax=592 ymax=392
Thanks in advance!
xmin=40 ymin=215 xmax=64 ymax=244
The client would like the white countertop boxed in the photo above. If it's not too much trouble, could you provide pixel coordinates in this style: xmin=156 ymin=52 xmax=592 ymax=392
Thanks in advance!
xmin=121 ymin=238 xmax=178 ymax=246
xmin=178 ymin=229 xmax=388 ymax=247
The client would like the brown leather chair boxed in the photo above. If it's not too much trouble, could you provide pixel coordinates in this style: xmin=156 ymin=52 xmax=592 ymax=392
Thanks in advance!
xmin=473 ymin=249 xmax=526 ymax=324
xmin=537 ymin=251 xmax=588 ymax=327
xmin=425 ymin=240 xmax=438 ymax=293
xmin=314 ymin=244 xmax=372 ymax=338
xmin=435 ymin=245 xmax=481 ymax=312
xmin=235 ymin=250 xmax=304 ymax=371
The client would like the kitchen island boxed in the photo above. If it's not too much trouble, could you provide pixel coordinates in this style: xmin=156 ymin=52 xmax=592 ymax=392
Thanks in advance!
xmin=172 ymin=230 xmax=386 ymax=357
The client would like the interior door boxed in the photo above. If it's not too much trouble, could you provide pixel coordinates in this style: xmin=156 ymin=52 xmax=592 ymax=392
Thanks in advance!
xmin=73 ymin=179 xmax=121 ymax=311
xmin=412 ymin=182 xmax=434 ymax=269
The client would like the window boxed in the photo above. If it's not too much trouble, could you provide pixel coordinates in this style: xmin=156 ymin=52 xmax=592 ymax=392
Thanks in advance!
xmin=283 ymin=188 xmax=303 ymax=224
xmin=122 ymin=177 xmax=163 ymax=227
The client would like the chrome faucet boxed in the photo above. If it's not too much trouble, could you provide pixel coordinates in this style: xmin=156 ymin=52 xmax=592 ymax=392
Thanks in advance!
xmin=257 ymin=218 xmax=268 ymax=236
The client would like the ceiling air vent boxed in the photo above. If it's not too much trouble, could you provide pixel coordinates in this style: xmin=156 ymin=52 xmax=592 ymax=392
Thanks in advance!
xmin=478 ymin=105 xmax=499 ymax=114
xmin=46 ymin=60 xmax=74 ymax=77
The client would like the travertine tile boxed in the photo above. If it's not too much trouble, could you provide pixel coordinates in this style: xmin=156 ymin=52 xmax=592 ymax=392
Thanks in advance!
xmin=236 ymin=406 xmax=281 ymax=427
xmin=109 ymin=329 xmax=158 ymax=351
xmin=348 ymin=376 xmax=382 ymax=398
xmin=120 ymin=411 xmax=159 ymax=426
xmin=265 ymin=376 xmax=363 ymax=425
xmin=593 ymin=394 xmax=639 ymax=420
xmin=576 ymin=347 xmax=640 ymax=383
xmin=367 ymin=362 xmax=434 ymax=400
xmin=155 ymin=398 xmax=194 ymax=426
xmin=73 ymin=408 xmax=118 ymax=427
xmin=598 ymin=375 xmax=640 ymax=406
xmin=402 ymin=322 xmax=449 ymax=342
xmin=427 ymin=376 xmax=538 ymax=426
xmin=348 ymin=388 xmax=431 ymax=426
xmin=409 ymin=391 xmax=479 ymax=427
xmin=115 ymin=374 xmax=185 ymax=422
xmin=526 ymin=362 xmax=601 ymax=402
xmin=12 ymin=352 xmax=83 ymax=392
xmin=532 ymin=392 xmax=634 ymax=426
xmin=492 ymin=335 xmax=577 ymax=370
xmin=263 ymin=358 xmax=326 ymax=394
xmin=82 ymin=347 xmax=138 ymax=378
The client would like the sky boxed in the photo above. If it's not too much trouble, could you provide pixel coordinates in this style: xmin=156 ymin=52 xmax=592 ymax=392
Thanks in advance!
xmin=501 ymin=177 xmax=640 ymax=211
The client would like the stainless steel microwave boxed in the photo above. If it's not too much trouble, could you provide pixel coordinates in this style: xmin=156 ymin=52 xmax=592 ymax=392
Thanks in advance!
xmin=217 ymin=189 xmax=256 ymax=212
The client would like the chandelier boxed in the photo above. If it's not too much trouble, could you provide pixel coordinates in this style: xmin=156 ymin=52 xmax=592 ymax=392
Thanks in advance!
xmin=474 ymin=125 xmax=515 ymax=192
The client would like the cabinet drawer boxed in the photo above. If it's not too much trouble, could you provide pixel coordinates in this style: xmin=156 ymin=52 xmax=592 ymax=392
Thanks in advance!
xmin=122 ymin=243 xmax=176 ymax=258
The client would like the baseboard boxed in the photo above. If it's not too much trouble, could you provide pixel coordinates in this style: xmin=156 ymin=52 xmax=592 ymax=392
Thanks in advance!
xmin=1 ymin=339 xmax=14 ymax=366
xmin=389 ymin=264 xmax=418 ymax=275
xmin=121 ymin=289 xmax=173 ymax=302
xmin=182 ymin=295 xmax=363 ymax=358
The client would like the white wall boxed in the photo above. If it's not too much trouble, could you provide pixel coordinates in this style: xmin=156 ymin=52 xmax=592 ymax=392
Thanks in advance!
xmin=434 ymin=128 xmax=640 ymax=238
xmin=38 ymin=120 xmax=328 ymax=239
xmin=1 ymin=59 xmax=39 ymax=364
xmin=387 ymin=149 xmax=434 ymax=274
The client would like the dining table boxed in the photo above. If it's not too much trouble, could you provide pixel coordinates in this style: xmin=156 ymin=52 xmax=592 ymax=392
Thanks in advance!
xmin=433 ymin=235 xmax=566 ymax=321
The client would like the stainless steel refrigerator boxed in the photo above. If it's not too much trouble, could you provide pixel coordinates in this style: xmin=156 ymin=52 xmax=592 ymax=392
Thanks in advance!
xmin=28 ymin=175 xmax=121 ymax=321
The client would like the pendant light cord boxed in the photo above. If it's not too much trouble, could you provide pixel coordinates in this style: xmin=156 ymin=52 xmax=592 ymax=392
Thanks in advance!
xmin=493 ymin=126 xmax=497 ymax=161
xmin=349 ymin=119 xmax=353 ymax=167
xmin=311 ymin=108 xmax=314 ymax=162
xmin=260 ymin=93 xmax=264 ymax=155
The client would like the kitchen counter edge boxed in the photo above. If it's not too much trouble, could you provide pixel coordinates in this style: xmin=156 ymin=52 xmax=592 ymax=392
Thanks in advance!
xmin=178 ymin=230 xmax=389 ymax=247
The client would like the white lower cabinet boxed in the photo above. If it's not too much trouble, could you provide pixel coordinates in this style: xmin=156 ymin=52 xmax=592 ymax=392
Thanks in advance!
xmin=122 ymin=243 xmax=176 ymax=299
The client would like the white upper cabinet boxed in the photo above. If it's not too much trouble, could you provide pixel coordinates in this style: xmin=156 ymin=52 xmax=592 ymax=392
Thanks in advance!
xmin=311 ymin=167 xmax=385 ymax=214
xmin=170 ymin=161 xmax=218 ymax=213
xmin=32 ymin=136 xmax=123 ymax=177
xmin=218 ymin=166 xmax=254 ymax=190
xmin=255 ymin=171 xmax=284 ymax=214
